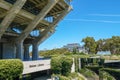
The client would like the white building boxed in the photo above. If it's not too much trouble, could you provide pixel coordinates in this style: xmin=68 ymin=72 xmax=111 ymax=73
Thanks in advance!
xmin=63 ymin=43 xmax=87 ymax=53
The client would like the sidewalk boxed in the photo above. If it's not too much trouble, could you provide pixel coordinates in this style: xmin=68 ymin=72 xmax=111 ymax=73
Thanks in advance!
xmin=34 ymin=76 xmax=51 ymax=80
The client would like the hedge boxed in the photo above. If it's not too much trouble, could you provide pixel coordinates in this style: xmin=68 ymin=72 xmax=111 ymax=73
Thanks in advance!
xmin=79 ymin=68 xmax=95 ymax=78
xmin=51 ymin=56 xmax=73 ymax=76
xmin=0 ymin=59 xmax=23 ymax=80
xmin=99 ymin=70 xmax=115 ymax=80
xmin=61 ymin=57 xmax=73 ymax=76
xmin=100 ymin=68 xmax=120 ymax=80
xmin=59 ymin=75 xmax=70 ymax=80
xmin=86 ymin=66 xmax=102 ymax=75
xmin=52 ymin=73 xmax=84 ymax=80
xmin=51 ymin=57 xmax=62 ymax=74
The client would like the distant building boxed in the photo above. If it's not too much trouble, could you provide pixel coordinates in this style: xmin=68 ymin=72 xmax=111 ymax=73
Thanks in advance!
xmin=63 ymin=43 xmax=87 ymax=53
xmin=97 ymin=51 xmax=111 ymax=55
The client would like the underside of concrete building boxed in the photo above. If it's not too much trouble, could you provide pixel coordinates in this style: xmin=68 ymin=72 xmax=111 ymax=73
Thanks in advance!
xmin=0 ymin=0 xmax=72 ymax=60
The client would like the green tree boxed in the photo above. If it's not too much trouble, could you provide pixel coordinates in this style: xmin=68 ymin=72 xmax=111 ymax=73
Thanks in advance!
xmin=82 ymin=37 xmax=97 ymax=54
xmin=96 ymin=39 xmax=104 ymax=51
xmin=102 ymin=36 xmax=120 ymax=54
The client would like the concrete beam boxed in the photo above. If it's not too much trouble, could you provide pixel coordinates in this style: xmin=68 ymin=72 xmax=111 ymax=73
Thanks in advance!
xmin=32 ymin=32 xmax=54 ymax=60
xmin=34 ymin=6 xmax=72 ymax=45
xmin=0 ymin=1 xmax=50 ymax=26
xmin=0 ymin=0 xmax=26 ymax=38
xmin=15 ymin=0 xmax=59 ymax=60
xmin=16 ymin=0 xmax=59 ymax=42
xmin=38 ymin=31 xmax=54 ymax=45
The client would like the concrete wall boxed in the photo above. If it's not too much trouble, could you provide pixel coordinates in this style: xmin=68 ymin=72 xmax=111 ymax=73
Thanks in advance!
xmin=71 ymin=58 xmax=75 ymax=73
xmin=22 ymin=59 xmax=51 ymax=74
xmin=2 ymin=43 xmax=16 ymax=59
xmin=0 ymin=43 xmax=3 ymax=59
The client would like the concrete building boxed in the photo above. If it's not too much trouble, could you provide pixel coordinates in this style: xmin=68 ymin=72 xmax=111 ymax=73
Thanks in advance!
xmin=0 ymin=0 xmax=72 ymax=61
xmin=64 ymin=43 xmax=81 ymax=52
xmin=63 ymin=43 xmax=88 ymax=53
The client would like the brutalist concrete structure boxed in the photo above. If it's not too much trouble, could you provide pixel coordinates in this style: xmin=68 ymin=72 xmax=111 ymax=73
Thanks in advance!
xmin=0 ymin=0 xmax=72 ymax=60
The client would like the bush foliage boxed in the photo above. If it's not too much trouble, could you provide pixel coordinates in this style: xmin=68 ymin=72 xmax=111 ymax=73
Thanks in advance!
xmin=100 ymin=68 xmax=120 ymax=80
xmin=39 ymin=48 xmax=69 ymax=57
xmin=51 ymin=56 xmax=73 ymax=76
xmin=0 ymin=59 xmax=23 ymax=80
xmin=99 ymin=70 xmax=115 ymax=80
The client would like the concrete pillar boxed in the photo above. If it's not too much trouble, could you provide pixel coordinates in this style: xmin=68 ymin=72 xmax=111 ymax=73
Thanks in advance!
xmin=15 ymin=0 xmax=59 ymax=42
xmin=47 ymin=70 xmax=50 ymax=75
xmin=0 ymin=43 xmax=2 ymax=59
xmin=24 ymin=44 xmax=30 ymax=61
xmin=34 ymin=6 xmax=72 ymax=45
xmin=16 ymin=41 xmax=23 ymax=60
xmin=0 ymin=0 xmax=26 ymax=38
xmin=71 ymin=58 xmax=75 ymax=73
xmin=2 ymin=43 xmax=16 ymax=59
xmin=32 ymin=43 xmax=38 ymax=60
xmin=79 ymin=58 xmax=82 ymax=70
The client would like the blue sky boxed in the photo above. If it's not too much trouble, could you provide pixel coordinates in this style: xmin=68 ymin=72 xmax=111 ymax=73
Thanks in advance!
xmin=38 ymin=0 xmax=120 ymax=50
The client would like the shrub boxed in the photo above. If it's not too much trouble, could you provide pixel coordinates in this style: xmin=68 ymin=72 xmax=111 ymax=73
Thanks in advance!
xmin=79 ymin=68 xmax=95 ymax=78
xmin=51 ymin=56 xmax=73 ymax=76
xmin=86 ymin=66 xmax=102 ymax=75
xmin=68 ymin=72 xmax=84 ymax=80
xmin=52 ymin=73 xmax=84 ymax=80
xmin=0 ymin=59 xmax=23 ymax=80
xmin=59 ymin=75 xmax=70 ymax=80
xmin=51 ymin=57 xmax=62 ymax=74
xmin=100 ymin=68 xmax=120 ymax=80
xmin=99 ymin=70 xmax=115 ymax=80
xmin=61 ymin=57 xmax=73 ymax=76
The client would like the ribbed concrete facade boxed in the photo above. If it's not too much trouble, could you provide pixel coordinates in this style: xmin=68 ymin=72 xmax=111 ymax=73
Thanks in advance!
xmin=0 ymin=0 xmax=72 ymax=60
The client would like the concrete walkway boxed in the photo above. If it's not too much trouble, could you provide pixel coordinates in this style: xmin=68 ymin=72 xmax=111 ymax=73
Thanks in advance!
xmin=34 ymin=76 xmax=51 ymax=80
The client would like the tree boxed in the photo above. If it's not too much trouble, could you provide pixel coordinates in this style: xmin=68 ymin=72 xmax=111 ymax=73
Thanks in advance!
xmin=96 ymin=39 xmax=104 ymax=51
xmin=82 ymin=37 xmax=97 ymax=54
xmin=98 ymin=36 xmax=120 ymax=54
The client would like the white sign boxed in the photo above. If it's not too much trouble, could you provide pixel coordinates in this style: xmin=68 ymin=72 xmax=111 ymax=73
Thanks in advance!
xmin=22 ymin=60 xmax=51 ymax=74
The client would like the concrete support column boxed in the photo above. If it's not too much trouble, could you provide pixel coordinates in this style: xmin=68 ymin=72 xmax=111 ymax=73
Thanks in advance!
xmin=3 ymin=43 xmax=16 ymax=59
xmin=34 ymin=6 xmax=72 ymax=45
xmin=47 ymin=70 xmax=50 ymax=75
xmin=32 ymin=43 xmax=38 ymax=60
xmin=24 ymin=44 xmax=30 ymax=61
xmin=0 ymin=43 xmax=2 ymax=59
xmin=16 ymin=0 xmax=59 ymax=42
xmin=79 ymin=58 xmax=82 ymax=70
xmin=0 ymin=0 xmax=26 ymax=38
xmin=16 ymin=41 xmax=23 ymax=60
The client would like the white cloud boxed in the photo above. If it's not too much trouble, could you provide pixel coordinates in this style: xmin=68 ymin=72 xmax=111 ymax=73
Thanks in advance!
xmin=64 ymin=19 xmax=120 ymax=23
xmin=89 ymin=14 xmax=120 ymax=17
